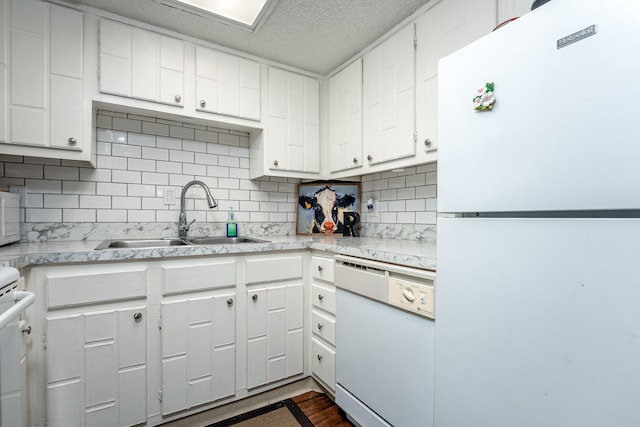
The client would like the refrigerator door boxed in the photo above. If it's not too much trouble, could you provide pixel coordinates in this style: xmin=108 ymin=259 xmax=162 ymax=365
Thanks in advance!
xmin=438 ymin=0 xmax=640 ymax=213
xmin=435 ymin=217 xmax=640 ymax=427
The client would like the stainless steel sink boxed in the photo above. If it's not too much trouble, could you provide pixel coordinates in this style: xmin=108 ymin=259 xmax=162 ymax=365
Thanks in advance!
xmin=187 ymin=237 xmax=269 ymax=245
xmin=95 ymin=236 xmax=269 ymax=250
xmin=95 ymin=239 xmax=190 ymax=250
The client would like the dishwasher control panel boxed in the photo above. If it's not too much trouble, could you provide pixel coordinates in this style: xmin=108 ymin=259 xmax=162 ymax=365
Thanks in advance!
xmin=388 ymin=277 xmax=434 ymax=319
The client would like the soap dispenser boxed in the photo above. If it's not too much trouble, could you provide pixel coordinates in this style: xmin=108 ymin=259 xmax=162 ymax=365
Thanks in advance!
xmin=226 ymin=207 xmax=237 ymax=238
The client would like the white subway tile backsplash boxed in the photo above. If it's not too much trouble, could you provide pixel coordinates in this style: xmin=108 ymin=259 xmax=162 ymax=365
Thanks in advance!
xmin=6 ymin=163 xmax=43 ymax=179
xmin=128 ymin=158 xmax=156 ymax=172
xmin=96 ymin=182 xmax=127 ymax=196
xmin=80 ymin=195 xmax=111 ymax=209
xmin=63 ymin=209 xmax=96 ymax=222
xmin=112 ymin=144 xmax=142 ymax=158
xmin=112 ymin=170 xmax=142 ymax=184
xmin=27 ymin=208 xmax=62 ymax=222
xmin=97 ymin=209 xmax=127 ymax=222
xmin=1 ymin=108 xmax=436 ymax=241
xmin=44 ymin=166 xmax=79 ymax=181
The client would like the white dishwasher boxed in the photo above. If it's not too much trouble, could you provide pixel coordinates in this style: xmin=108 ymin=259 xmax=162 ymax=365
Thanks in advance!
xmin=334 ymin=255 xmax=436 ymax=427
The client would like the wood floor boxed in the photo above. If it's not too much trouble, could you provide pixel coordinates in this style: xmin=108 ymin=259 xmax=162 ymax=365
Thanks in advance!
xmin=293 ymin=391 xmax=354 ymax=427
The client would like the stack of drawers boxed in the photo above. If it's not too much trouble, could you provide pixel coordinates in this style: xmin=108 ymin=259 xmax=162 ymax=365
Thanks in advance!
xmin=310 ymin=254 xmax=337 ymax=392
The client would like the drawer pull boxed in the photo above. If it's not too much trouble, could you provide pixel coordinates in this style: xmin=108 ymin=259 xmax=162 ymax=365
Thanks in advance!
xmin=252 ymin=294 xmax=258 ymax=302
xmin=317 ymin=265 xmax=323 ymax=272
xmin=317 ymin=354 xmax=323 ymax=361
xmin=133 ymin=312 xmax=143 ymax=322
xmin=318 ymin=294 xmax=324 ymax=301
xmin=227 ymin=298 xmax=234 ymax=306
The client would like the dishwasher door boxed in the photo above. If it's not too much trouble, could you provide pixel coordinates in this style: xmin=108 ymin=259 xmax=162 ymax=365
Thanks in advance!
xmin=336 ymin=287 xmax=435 ymax=427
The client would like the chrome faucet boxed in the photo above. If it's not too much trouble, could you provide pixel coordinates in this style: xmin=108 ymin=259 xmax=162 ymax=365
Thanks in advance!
xmin=178 ymin=180 xmax=217 ymax=239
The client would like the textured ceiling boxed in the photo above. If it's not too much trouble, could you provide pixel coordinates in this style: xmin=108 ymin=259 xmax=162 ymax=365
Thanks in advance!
xmin=59 ymin=0 xmax=432 ymax=75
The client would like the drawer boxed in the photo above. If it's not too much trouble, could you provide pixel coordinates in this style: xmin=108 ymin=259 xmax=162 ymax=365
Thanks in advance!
xmin=311 ymin=283 xmax=336 ymax=315
xmin=162 ymin=260 xmax=236 ymax=295
xmin=246 ymin=254 xmax=303 ymax=284
xmin=312 ymin=337 xmax=335 ymax=391
xmin=46 ymin=268 xmax=147 ymax=309
xmin=312 ymin=309 xmax=336 ymax=346
xmin=311 ymin=255 xmax=334 ymax=282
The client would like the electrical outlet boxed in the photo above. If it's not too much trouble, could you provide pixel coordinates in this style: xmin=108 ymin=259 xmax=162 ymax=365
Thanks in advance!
xmin=9 ymin=185 xmax=27 ymax=208
xmin=161 ymin=187 xmax=175 ymax=205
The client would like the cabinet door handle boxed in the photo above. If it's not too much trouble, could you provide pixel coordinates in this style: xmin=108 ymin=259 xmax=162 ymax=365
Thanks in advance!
xmin=318 ymin=294 xmax=324 ymax=301
xmin=200 ymin=100 xmax=206 ymax=108
xmin=22 ymin=325 xmax=32 ymax=335
xmin=317 ymin=323 xmax=323 ymax=330
xmin=424 ymin=138 xmax=432 ymax=147
xmin=175 ymin=94 xmax=182 ymax=103
xmin=252 ymin=294 xmax=258 ymax=302
xmin=353 ymin=157 xmax=358 ymax=164
xmin=317 ymin=265 xmax=323 ymax=272
xmin=367 ymin=154 xmax=373 ymax=161
xmin=273 ymin=160 xmax=279 ymax=167
xmin=317 ymin=354 xmax=323 ymax=361
xmin=227 ymin=298 xmax=234 ymax=306
xmin=133 ymin=312 xmax=143 ymax=322
xmin=68 ymin=137 xmax=77 ymax=146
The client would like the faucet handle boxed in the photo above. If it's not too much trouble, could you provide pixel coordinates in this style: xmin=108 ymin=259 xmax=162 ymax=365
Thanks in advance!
xmin=187 ymin=219 xmax=196 ymax=230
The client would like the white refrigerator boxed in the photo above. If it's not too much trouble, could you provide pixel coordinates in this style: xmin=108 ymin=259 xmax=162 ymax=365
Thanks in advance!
xmin=436 ymin=0 xmax=640 ymax=426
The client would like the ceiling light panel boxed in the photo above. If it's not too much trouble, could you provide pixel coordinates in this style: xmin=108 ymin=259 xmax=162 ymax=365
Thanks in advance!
xmin=160 ymin=0 xmax=277 ymax=30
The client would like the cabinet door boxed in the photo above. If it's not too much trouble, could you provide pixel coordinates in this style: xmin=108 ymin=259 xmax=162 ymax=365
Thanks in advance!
xmin=195 ymin=48 xmax=260 ymax=120
xmin=160 ymin=293 xmax=236 ymax=416
xmin=49 ymin=5 xmax=83 ymax=150
xmin=158 ymin=35 xmax=184 ymax=106
xmin=416 ymin=0 xmax=496 ymax=155
xmin=268 ymin=67 xmax=320 ymax=173
xmin=131 ymin=28 xmax=158 ymax=102
xmin=329 ymin=59 xmax=363 ymax=173
xmin=363 ymin=24 xmax=415 ymax=166
xmin=99 ymin=19 xmax=132 ymax=97
xmin=246 ymin=283 xmax=304 ymax=389
xmin=9 ymin=0 xmax=46 ymax=147
xmin=45 ymin=306 xmax=147 ymax=427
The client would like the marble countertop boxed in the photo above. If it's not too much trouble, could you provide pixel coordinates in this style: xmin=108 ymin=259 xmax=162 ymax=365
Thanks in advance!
xmin=0 ymin=236 xmax=436 ymax=271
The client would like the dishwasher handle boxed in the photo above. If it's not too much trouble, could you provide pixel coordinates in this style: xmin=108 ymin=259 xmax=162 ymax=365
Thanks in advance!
xmin=0 ymin=291 xmax=35 ymax=331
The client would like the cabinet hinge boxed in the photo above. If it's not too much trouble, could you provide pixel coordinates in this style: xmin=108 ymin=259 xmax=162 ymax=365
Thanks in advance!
xmin=158 ymin=389 xmax=163 ymax=403
xmin=414 ymin=34 xmax=418 ymax=48
xmin=157 ymin=315 xmax=162 ymax=330
xmin=44 ymin=419 xmax=48 ymax=427
xmin=414 ymin=131 xmax=418 ymax=143
xmin=42 ymin=334 xmax=47 ymax=351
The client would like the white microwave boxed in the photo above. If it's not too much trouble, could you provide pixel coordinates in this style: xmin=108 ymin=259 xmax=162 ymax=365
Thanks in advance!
xmin=0 ymin=192 xmax=20 ymax=246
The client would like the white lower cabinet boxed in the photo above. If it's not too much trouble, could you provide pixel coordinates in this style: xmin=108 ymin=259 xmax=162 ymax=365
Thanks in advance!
xmin=37 ymin=264 xmax=149 ymax=427
xmin=245 ymin=254 xmax=304 ymax=389
xmin=309 ymin=254 xmax=337 ymax=392
xmin=27 ymin=252 xmax=313 ymax=427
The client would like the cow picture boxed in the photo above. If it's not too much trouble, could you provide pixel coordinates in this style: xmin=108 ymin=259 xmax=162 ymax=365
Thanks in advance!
xmin=297 ymin=183 xmax=360 ymax=235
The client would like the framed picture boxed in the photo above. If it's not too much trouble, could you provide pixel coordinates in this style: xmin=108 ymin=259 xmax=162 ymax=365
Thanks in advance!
xmin=297 ymin=182 xmax=360 ymax=235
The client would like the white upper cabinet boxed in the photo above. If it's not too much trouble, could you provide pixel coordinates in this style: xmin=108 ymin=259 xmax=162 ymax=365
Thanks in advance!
xmin=328 ymin=59 xmax=363 ymax=174
xmin=415 ymin=0 xmax=496 ymax=157
xmin=99 ymin=19 xmax=185 ymax=107
xmin=363 ymin=24 xmax=416 ymax=167
xmin=266 ymin=67 xmax=320 ymax=174
xmin=195 ymin=46 xmax=261 ymax=120
xmin=0 ymin=0 xmax=91 ymax=162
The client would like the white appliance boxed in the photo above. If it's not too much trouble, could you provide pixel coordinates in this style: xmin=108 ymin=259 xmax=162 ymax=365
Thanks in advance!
xmin=436 ymin=1 xmax=640 ymax=426
xmin=0 ymin=192 xmax=20 ymax=246
xmin=334 ymin=255 xmax=436 ymax=427
xmin=0 ymin=267 xmax=33 ymax=427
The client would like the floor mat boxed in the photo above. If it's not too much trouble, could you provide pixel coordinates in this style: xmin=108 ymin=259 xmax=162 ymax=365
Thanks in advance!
xmin=206 ymin=399 xmax=314 ymax=427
